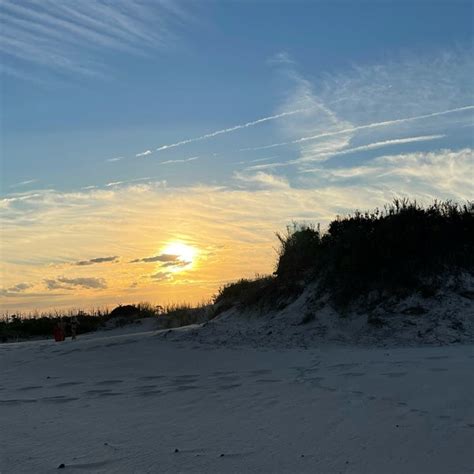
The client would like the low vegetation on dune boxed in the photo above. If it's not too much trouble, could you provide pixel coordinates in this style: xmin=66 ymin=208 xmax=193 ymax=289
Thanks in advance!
xmin=215 ymin=199 xmax=474 ymax=311
xmin=2 ymin=199 xmax=472 ymax=342
xmin=0 ymin=302 xmax=211 ymax=342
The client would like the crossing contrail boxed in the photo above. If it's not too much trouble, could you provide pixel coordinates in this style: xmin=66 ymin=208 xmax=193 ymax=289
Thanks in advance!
xmin=155 ymin=108 xmax=312 ymax=152
xmin=241 ymin=105 xmax=474 ymax=151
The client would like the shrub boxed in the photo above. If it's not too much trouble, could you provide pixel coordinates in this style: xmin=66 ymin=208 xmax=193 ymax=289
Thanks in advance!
xmin=214 ymin=276 xmax=275 ymax=312
xmin=274 ymin=199 xmax=473 ymax=305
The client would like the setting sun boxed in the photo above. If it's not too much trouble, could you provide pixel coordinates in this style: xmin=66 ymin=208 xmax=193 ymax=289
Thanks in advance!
xmin=162 ymin=242 xmax=197 ymax=270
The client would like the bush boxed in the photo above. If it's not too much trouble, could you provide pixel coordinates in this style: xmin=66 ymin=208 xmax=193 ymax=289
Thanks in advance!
xmin=216 ymin=199 xmax=473 ymax=312
xmin=275 ymin=223 xmax=321 ymax=281
xmin=276 ymin=199 xmax=473 ymax=305
xmin=214 ymin=276 xmax=276 ymax=313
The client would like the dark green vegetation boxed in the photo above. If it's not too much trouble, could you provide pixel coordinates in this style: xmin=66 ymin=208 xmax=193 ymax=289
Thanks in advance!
xmin=215 ymin=199 xmax=474 ymax=311
xmin=0 ymin=309 xmax=109 ymax=343
xmin=0 ymin=302 xmax=210 ymax=342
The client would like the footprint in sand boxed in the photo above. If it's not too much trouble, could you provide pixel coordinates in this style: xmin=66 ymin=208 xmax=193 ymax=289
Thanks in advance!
xmin=429 ymin=368 xmax=448 ymax=372
xmin=54 ymin=381 xmax=83 ymax=387
xmin=17 ymin=385 xmax=43 ymax=391
xmin=215 ymin=374 xmax=240 ymax=383
xmin=328 ymin=363 xmax=360 ymax=370
xmin=170 ymin=375 xmax=199 ymax=385
xmin=134 ymin=385 xmax=159 ymax=391
xmin=85 ymin=389 xmax=113 ymax=395
xmin=95 ymin=379 xmax=123 ymax=386
xmin=139 ymin=390 xmax=162 ymax=396
xmin=0 ymin=398 xmax=38 ymax=405
xmin=42 ymin=395 xmax=79 ymax=404
xmin=218 ymin=383 xmax=242 ymax=390
xmin=138 ymin=375 xmax=165 ymax=381
xmin=249 ymin=369 xmax=272 ymax=375
xmin=381 ymin=372 xmax=407 ymax=378
xmin=212 ymin=370 xmax=237 ymax=376
xmin=174 ymin=385 xmax=199 ymax=391
xmin=341 ymin=372 xmax=365 ymax=377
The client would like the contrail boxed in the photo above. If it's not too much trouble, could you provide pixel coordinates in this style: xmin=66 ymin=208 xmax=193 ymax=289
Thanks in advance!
xmin=155 ymin=108 xmax=311 ymax=152
xmin=297 ymin=134 xmax=446 ymax=163
xmin=244 ymin=134 xmax=445 ymax=171
xmin=242 ymin=105 xmax=474 ymax=151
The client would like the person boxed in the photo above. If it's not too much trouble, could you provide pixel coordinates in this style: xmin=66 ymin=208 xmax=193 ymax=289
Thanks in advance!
xmin=58 ymin=318 xmax=66 ymax=341
xmin=70 ymin=315 xmax=79 ymax=340
xmin=53 ymin=322 xmax=62 ymax=342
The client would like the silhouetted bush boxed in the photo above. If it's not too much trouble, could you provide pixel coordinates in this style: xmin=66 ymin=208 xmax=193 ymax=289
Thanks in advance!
xmin=277 ymin=199 xmax=474 ymax=305
xmin=0 ymin=310 xmax=108 ymax=342
xmin=215 ymin=199 xmax=473 ymax=311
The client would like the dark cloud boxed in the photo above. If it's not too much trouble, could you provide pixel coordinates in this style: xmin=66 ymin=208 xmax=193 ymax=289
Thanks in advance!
xmin=0 ymin=282 xmax=32 ymax=297
xmin=9 ymin=283 xmax=32 ymax=292
xmin=150 ymin=271 xmax=172 ymax=282
xmin=161 ymin=260 xmax=190 ymax=268
xmin=45 ymin=277 xmax=107 ymax=290
xmin=75 ymin=256 xmax=119 ymax=266
xmin=130 ymin=253 xmax=180 ymax=264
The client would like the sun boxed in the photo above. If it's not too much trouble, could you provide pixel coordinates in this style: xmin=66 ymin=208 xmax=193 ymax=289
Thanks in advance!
xmin=162 ymin=242 xmax=197 ymax=270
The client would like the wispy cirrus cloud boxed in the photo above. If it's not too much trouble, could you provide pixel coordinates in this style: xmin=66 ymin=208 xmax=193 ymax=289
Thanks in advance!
xmin=296 ymin=134 xmax=446 ymax=164
xmin=234 ymin=171 xmax=289 ymax=190
xmin=0 ymin=0 xmax=190 ymax=80
xmin=245 ymin=105 xmax=473 ymax=152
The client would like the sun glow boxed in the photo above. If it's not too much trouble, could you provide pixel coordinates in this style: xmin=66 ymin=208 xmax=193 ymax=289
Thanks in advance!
xmin=162 ymin=242 xmax=197 ymax=270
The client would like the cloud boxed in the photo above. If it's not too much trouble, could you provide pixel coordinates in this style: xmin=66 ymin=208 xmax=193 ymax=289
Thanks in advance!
xmin=0 ymin=282 xmax=32 ymax=297
xmin=74 ymin=256 xmax=119 ymax=266
xmin=0 ymin=0 xmax=190 ymax=79
xmin=267 ymin=51 xmax=295 ymax=66
xmin=104 ymin=177 xmax=161 ymax=188
xmin=235 ymin=156 xmax=277 ymax=165
xmin=131 ymin=253 xmax=181 ymax=264
xmin=296 ymin=134 xmax=446 ymax=164
xmin=44 ymin=277 xmax=107 ymax=290
xmin=159 ymin=156 xmax=200 ymax=165
xmin=150 ymin=271 xmax=172 ymax=282
xmin=234 ymin=171 xmax=290 ymax=189
xmin=245 ymin=105 xmax=474 ymax=152
xmin=10 ymin=179 xmax=38 ymax=188
xmin=155 ymin=108 xmax=312 ymax=152
xmin=106 ymin=157 xmax=124 ymax=163
xmin=161 ymin=260 xmax=190 ymax=268
xmin=300 ymin=148 xmax=473 ymax=200
xmin=136 ymin=150 xmax=152 ymax=157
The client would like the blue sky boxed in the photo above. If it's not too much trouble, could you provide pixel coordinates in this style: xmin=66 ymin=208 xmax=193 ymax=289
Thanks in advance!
xmin=1 ymin=1 xmax=473 ymax=310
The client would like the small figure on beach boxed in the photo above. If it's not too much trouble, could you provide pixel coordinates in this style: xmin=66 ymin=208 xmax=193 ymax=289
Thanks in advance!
xmin=53 ymin=319 xmax=66 ymax=342
xmin=70 ymin=315 xmax=79 ymax=340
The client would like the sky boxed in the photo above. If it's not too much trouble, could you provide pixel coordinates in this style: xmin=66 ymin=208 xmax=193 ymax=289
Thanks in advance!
xmin=1 ymin=0 xmax=473 ymax=312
